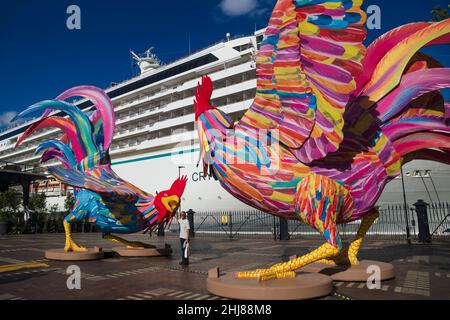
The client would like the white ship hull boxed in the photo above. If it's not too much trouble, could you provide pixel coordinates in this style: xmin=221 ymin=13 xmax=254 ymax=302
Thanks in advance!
xmin=45 ymin=146 xmax=450 ymax=213
xmin=113 ymin=152 xmax=450 ymax=213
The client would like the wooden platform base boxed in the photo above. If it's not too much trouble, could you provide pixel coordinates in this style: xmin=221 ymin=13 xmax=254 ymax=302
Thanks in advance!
xmin=45 ymin=248 xmax=104 ymax=261
xmin=112 ymin=245 xmax=172 ymax=257
xmin=301 ymin=260 xmax=395 ymax=282
xmin=206 ymin=267 xmax=333 ymax=300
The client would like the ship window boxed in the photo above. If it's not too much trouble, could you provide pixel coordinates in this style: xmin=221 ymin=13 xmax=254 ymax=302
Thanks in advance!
xmin=233 ymin=43 xmax=252 ymax=52
xmin=104 ymin=54 xmax=219 ymax=101
xmin=256 ymin=35 xmax=264 ymax=49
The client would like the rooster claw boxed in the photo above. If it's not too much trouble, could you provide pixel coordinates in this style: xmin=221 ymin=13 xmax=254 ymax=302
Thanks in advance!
xmin=64 ymin=241 xmax=87 ymax=252
xmin=235 ymin=268 xmax=296 ymax=281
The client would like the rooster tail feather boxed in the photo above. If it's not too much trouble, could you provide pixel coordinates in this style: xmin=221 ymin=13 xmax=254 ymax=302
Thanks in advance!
xmin=15 ymin=116 xmax=85 ymax=162
xmin=13 ymin=100 xmax=97 ymax=158
xmin=392 ymin=132 xmax=450 ymax=158
xmin=374 ymin=68 xmax=450 ymax=122
xmin=35 ymin=140 xmax=77 ymax=168
xmin=40 ymin=149 xmax=72 ymax=169
xmin=351 ymin=19 xmax=450 ymax=173
xmin=382 ymin=115 xmax=450 ymax=142
xmin=56 ymin=86 xmax=115 ymax=151
xmin=361 ymin=18 xmax=450 ymax=104
xmin=355 ymin=22 xmax=435 ymax=93
xmin=13 ymin=86 xmax=115 ymax=171
xmin=87 ymin=110 xmax=105 ymax=150
xmin=403 ymin=149 xmax=450 ymax=166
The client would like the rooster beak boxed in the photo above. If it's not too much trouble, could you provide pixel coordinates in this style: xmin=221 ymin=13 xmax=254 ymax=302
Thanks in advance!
xmin=161 ymin=195 xmax=180 ymax=213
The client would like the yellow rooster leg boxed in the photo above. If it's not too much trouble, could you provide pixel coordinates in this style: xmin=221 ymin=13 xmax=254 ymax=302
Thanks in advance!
xmin=64 ymin=221 xmax=87 ymax=252
xmin=103 ymin=234 xmax=153 ymax=249
xmin=316 ymin=210 xmax=380 ymax=266
xmin=236 ymin=242 xmax=340 ymax=281
xmin=346 ymin=210 xmax=379 ymax=265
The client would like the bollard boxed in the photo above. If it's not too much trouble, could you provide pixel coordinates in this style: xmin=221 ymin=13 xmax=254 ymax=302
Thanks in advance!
xmin=413 ymin=200 xmax=431 ymax=243
xmin=279 ymin=217 xmax=290 ymax=240
xmin=157 ymin=222 xmax=165 ymax=237
xmin=186 ymin=209 xmax=195 ymax=238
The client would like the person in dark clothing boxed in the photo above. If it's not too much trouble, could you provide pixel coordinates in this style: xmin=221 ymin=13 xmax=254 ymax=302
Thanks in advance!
xmin=186 ymin=209 xmax=195 ymax=238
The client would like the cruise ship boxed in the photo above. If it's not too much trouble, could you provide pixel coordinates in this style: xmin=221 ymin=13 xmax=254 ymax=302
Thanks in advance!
xmin=0 ymin=30 xmax=449 ymax=212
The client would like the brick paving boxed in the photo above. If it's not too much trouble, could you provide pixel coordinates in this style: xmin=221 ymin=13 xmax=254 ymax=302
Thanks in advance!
xmin=0 ymin=233 xmax=449 ymax=300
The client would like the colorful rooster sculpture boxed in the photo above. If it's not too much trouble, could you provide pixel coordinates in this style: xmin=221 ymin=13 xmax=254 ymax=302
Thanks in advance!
xmin=14 ymin=86 xmax=187 ymax=252
xmin=195 ymin=0 xmax=450 ymax=280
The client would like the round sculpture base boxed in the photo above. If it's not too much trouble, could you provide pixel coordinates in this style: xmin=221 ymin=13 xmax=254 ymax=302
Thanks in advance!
xmin=45 ymin=248 xmax=104 ymax=261
xmin=112 ymin=245 xmax=172 ymax=257
xmin=301 ymin=260 xmax=395 ymax=282
xmin=206 ymin=267 xmax=333 ymax=300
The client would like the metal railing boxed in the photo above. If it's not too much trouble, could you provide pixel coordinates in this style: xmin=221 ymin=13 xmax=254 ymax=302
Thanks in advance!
xmin=188 ymin=202 xmax=450 ymax=241
xmin=5 ymin=202 xmax=449 ymax=241
xmin=429 ymin=202 xmax=450 ymax=237
xmin=190 ymin=210 xmax=277 ymax=239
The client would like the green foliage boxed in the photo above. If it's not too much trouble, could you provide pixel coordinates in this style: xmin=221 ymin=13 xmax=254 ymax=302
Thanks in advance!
xmin=431 ymin=5 xmax=449 ymax=21
xmin=28 ymin=193 xmax=47 ymax=212
xmin=64 ymin=192 xmax=75 ymax=212
xmin=0 ymin=190 xmax=21 ymax=220
xmin=28 ymin=193 xmax=48 ymax=233
xmin=49 ymin=204 xmax=59 ymax=214
xmin=46 ymin=204 xmax=64 ymax=233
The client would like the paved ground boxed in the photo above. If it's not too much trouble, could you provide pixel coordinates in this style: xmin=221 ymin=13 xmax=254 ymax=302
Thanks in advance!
xmin=0 ymin=232 xmax=449 ymax=300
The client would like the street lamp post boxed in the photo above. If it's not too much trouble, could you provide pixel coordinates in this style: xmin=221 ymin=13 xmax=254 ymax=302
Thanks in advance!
xmin=177 ymin=166 xmax=185 ymax=214
xmin=178 ymin=166 xmax=185 ymax=178
xmin=400 ymin=166 xmax=411 ymax=245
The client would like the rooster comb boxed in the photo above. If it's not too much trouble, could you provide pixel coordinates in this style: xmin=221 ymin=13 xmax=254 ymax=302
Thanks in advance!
xmin=171 ymin=175 xmax=188 ymax=196
xmin=194 ymin=75 xmax=214 ymax=120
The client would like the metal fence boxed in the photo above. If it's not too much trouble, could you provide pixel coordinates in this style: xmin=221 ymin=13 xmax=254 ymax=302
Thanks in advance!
xmin=188 ymin=202 xmax=450 ymax=241
xmin=10 ymin=202 xmax=449 ymax=242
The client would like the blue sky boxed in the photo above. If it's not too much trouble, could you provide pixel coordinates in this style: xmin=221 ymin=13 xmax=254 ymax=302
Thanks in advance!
xmin=0 ymin=0 xmax=449 ymax=128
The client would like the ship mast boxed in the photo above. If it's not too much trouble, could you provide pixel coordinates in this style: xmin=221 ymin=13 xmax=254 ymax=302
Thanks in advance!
xmin=130 ymin=47 xmax=162 ymax=74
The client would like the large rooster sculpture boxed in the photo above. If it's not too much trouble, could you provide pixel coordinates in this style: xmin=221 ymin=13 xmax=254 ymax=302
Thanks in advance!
xmin=195 ymin=0 xmax=450 ymax=280
xmin=14 ymin=86 xmax=187 ymax=252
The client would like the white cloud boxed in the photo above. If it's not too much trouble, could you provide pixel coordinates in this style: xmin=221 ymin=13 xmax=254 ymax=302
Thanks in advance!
xmin=219 ymin=0 xmax=258 ymax=16
xmin=0 ymin=111 xmax=18 ymax=127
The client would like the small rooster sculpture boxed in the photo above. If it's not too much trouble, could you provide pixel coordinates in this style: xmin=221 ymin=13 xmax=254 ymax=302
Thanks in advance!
xmin=14 ymin=86 xmax=187 ymax=252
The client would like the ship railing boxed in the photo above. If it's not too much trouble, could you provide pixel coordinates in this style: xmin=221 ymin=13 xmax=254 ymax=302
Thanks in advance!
xmin=102 ymin=33 xmax=254 ymax=94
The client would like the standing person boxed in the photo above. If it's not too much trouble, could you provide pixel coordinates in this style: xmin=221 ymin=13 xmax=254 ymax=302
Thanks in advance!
xmin=178 ymin=211 xmax=190 ymax=265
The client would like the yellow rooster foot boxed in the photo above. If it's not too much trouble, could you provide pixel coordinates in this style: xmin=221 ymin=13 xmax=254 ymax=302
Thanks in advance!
xmin=346 ymin=245 xmax=360 ymax=265
xmin=127 ymin=241 xmax=155 ymax=249
xmin=235 ymin=268 xmax=296 ymax=281
xmin=236 ymin=242 xmax=341 ymax=281
xmin=315 ymin=249 xmax=359 ymax=266
xmin=63 ymin=221 xmax=86 ymax=252
xmin=64 ymin=240 xmax=87 ymax=252
xmin=235 ymin=261 xmax=298 ymax=281
xmin=103 ymin=234 xmax=154 ymax=249
xmin=126 ymin=242 xmax=155 ymax=249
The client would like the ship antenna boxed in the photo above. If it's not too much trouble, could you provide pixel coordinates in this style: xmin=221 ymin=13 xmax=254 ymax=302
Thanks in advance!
xmin=188 ymin=33 xmax=191 ymax=55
